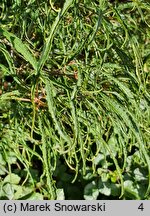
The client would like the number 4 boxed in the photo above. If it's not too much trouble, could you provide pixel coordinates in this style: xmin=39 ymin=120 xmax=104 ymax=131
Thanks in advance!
xmin=138 ymin=203 xmax=144 ymax=211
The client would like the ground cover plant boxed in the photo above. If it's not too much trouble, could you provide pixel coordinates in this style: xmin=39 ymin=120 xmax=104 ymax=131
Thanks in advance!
xmin=0 ymin=0 xmax=150 ymax=200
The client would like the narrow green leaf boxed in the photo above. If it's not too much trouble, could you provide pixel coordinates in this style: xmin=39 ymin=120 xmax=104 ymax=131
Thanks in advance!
xmin=0 ymin=28 xmax=37 ymax=71
xmin=45 ymin=78 xmax=72 ymax=146
xmin=37 ymin=0 xmax=74 ymax=73
xmin=0 ymin=44 xmax=16 ymax=74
